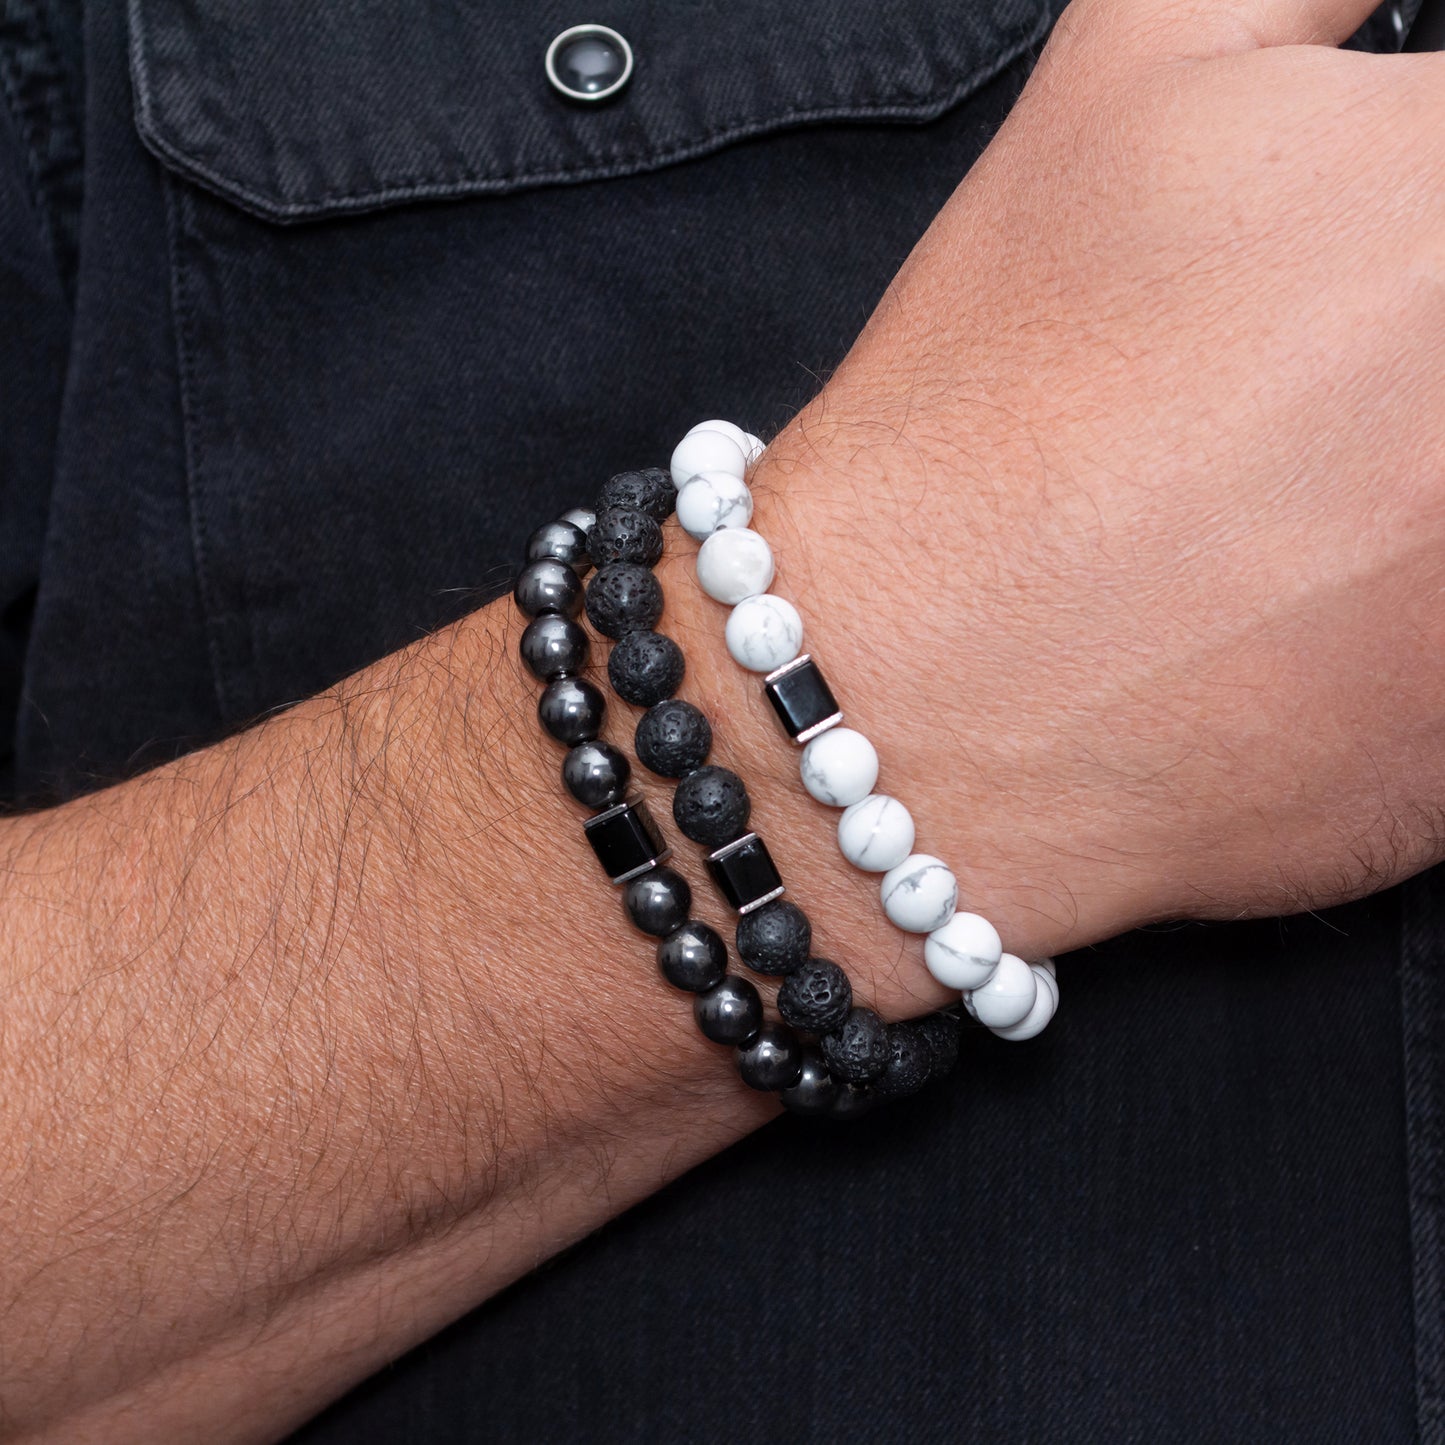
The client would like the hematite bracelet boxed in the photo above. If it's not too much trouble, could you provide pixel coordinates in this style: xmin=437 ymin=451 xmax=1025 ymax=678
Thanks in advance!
xmin=667 ymin=419 xmax=1060 ymax=1042
xmin=573 ymin=447 xmax=962 ymax=1110
xmin=514 ymin=476 xmax=951 ymax=1116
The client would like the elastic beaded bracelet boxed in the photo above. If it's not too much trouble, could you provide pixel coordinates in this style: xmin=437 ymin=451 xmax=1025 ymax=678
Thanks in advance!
xmin=517 ymin=477 xmax=954 ymax=1116
xmin=669 ymin=420 xmax=1059 ymax=1042
xmin=577 ymin=460 xmax=960 ymax=1110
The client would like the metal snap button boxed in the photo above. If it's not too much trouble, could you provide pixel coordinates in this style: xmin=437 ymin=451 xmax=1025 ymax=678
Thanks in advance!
xmin=545 ymin=24 xmax=634 ymax=103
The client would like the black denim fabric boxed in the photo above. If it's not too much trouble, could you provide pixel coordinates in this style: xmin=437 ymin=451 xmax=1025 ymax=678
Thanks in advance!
xmin=0 ymin=1 xmax=1438 ymax=1440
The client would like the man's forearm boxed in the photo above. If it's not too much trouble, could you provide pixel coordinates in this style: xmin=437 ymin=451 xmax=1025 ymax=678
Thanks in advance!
xmin=0 ymin=597 xmax=790 ymax=1441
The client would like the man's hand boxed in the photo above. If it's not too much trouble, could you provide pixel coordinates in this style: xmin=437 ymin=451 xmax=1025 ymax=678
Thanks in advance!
xmin=725 ymin=0 xmax=1445 ymax=989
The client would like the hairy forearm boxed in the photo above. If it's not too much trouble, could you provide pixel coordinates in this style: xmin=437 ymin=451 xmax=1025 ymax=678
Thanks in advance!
xmin=0 ymin=603 xmax=784 ymax=1441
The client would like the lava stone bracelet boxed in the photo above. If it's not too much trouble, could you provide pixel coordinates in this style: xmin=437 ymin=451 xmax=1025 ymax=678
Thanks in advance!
xmin=667 ymin=419 xmax=1060 ymax=1042
xmin=573 ymin=456 xmax=963 ymax=1109
xmin=515 ymin=470 xmax=962 ymax=1115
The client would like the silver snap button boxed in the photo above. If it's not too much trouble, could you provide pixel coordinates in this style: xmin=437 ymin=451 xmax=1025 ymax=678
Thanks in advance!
xmin=545 ymin=24 xmax=634 ymax=104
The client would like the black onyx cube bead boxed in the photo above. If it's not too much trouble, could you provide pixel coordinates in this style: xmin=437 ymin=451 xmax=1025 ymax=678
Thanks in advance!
xmin=706 ymin=832 xmax=784 ymax=914
xmin=583 ymin=795 xmax=670 ymax=884
xmin=763 ymin=654 xmax=842 ymax=744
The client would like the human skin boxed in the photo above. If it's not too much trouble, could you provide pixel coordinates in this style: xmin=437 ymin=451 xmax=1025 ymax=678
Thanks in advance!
xmin=3 ymin=0 xmax=1443 ymax=1436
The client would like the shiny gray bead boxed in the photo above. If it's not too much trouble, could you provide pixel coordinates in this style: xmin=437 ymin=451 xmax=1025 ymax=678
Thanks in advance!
xmin=514 ymin=558 xmax=583 ymax=618
xmin=779 ymin=1046 xmax=838 ymax=1116
xmin=562 ymin=740 xmax=630 ymax=810
xmin=527 ymin=519 xmax=592 ymax=573
xmin=624 ymin=866 xmax=692 ymax=938
xmin=538 ymin=676 xmax=605 ymax=745
xmin=694 ymin=975 xmax=762 ymax=1046
xmin=657 ymin=919 xmax=728 ymax=993
xmin=736 ymin=1022 xmax=804 ymax=1092
xmin=519 ymin=613 xmax=590 ymax=682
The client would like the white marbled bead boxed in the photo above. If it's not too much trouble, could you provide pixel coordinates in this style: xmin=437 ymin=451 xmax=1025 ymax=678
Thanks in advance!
xmin=961 ymin=991 xmax=979 ymax=1021
xmin=924 ymin=911 xmax=1002 ymax=991
xmin=837 ymin=793 xmax=913 ymax=869
xmin=741 ymin=431 xmax=766 ymax=466
xmin=676 ymin=470 xmax=754 ymax=541
xmin=671 ymin=429 xmax=747 ymax=488
xmin=879 ymin=853 xmax=958 ymax=934
xmin=696 ymin=527 xmax=774 ymax=604
xmin=967 ymin=952 xmax=1037 ymax=1030
xmin=801 ymin=728 xmax=879 ymax=808
xmin=725 ymin=594 xmax=803 ymax=672
xmin=991 ymin=966 xmax=1058 ymax=1041
xmin=686 ymin=418 xmax=750 ymax=452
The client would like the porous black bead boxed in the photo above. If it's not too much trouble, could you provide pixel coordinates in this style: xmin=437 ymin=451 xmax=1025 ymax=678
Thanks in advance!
xmin=736 ymin=1022 xmax=804 ymax=1092
xmin=526 ymin=518 xmax=591 ymax=572
xmin=672 ymin=765 xmax=751 ymax=847
xmin=597 ymin=467 xmax=677 ymax=522
xmin=608 ymin=631 xmax=685 ymax=707
xmin=587 ymin=507 xmax=664 ymax=568
xmin=635 ymin=699 xmax=711 ymax=777
xmin=623 ymin=866 xmax=692 ymax=938
xmin=514 ymin=559 xmax=583 ymax=618
xmin=915 ymin=1011 xmax=962 ymax=1080
xmin=562 ymin=740 xmax=631 ymax=810
xmin=735 ymin=899 xmax=811 ymax=976
xmin=519 ymin=613 xmax=590 ymax=682
xmin=821 ymin=1006 xmax=890 ymax=1084
xmin=779 ymin=1046 xmax=839 ymax=1116
xmin=777 ymin=957 xmax=852 ymax=1033
xmin=537 ymin=676 xmax=605 ymax=745
xmin=694 ymin=975 xmax=762 ymax=1046
xmin=657 ymin=920 xmax=728 ymax=992
xmin=584 ymin=561 xmax=664 ymax=639
xmin=874 ymin=1022 xmax=933 ymax=1101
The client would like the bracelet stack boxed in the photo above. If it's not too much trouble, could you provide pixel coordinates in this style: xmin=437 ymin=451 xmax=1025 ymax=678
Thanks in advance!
xmin=513 ymin=461 xmax=963 ymax=1119
xmin=667 ymin=419 xmax=1060 ymax=1042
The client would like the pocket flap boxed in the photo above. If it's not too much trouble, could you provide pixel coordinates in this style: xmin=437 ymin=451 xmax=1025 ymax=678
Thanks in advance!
xmin=129 ymin=0 xmax=1052 ymax=222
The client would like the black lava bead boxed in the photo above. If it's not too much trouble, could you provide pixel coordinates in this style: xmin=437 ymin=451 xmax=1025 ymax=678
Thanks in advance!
xmin=735 ymin=900 xmax=811 ymax=976
xmin=694 ymin=975 xmax=762 ymax=1046
xmin=777 ymin=957 xmax=852 ymax=1034
xmin=821 ymin=1006 xmax=890 ymax=1084
xmin=635 ymin=699 xmax=711 ymax=778
xmin=587 ymin=507 xmax=664 ymax=568
xmin=623 ymin=866 xmax=692 ymax=938
xmin=874 ymin=1022 xmax=932 ymax=1101
xmin=672 ymin=765 xmax=750 ymax=847
xmin=915 ymin=1011 xmax=962 ymax=1080
xmin=526 ymin=518 xmax=591 ymax=572
xmin=519 ymin=613 xmax=590 ymax=682
xmin=736 ymin=1022 xmax=804 ymax=1092
xmin=562 ymin=740 xmax=631 ymax=810
xmin=779 ymin=1046 xmax=839 ymax=1116
xmin=537 ymin=676 xmax=605 ymax=745
xmin=657 ymin=919 xmax=728 ymax=993
xmin=514 ymin=559 xmax=583 ymax=618
xmin=608 ymin=631 xmax=685 ymax=707
xmin=584 ymin=562 xmax=664 ymax=639
xmin=597 ymin=467 xmax=677 ymax=522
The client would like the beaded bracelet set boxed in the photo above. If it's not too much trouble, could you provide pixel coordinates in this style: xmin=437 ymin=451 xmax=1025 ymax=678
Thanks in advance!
xmin=512 ymin=422 xmax=1055 ymax=1118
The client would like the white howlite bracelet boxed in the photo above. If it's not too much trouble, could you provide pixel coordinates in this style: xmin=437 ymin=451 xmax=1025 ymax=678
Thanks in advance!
xmin=671 ymin=419 xmax=1058 ymax=1041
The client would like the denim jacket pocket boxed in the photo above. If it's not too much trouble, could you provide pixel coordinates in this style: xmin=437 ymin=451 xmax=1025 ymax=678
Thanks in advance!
xmin=129 ymin=0 xmax=1052 ymax=222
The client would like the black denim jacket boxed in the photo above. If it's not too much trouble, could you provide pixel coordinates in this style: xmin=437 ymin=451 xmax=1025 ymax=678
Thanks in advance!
xmin=0 ymin=1 xmax=1437 ymax=1439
